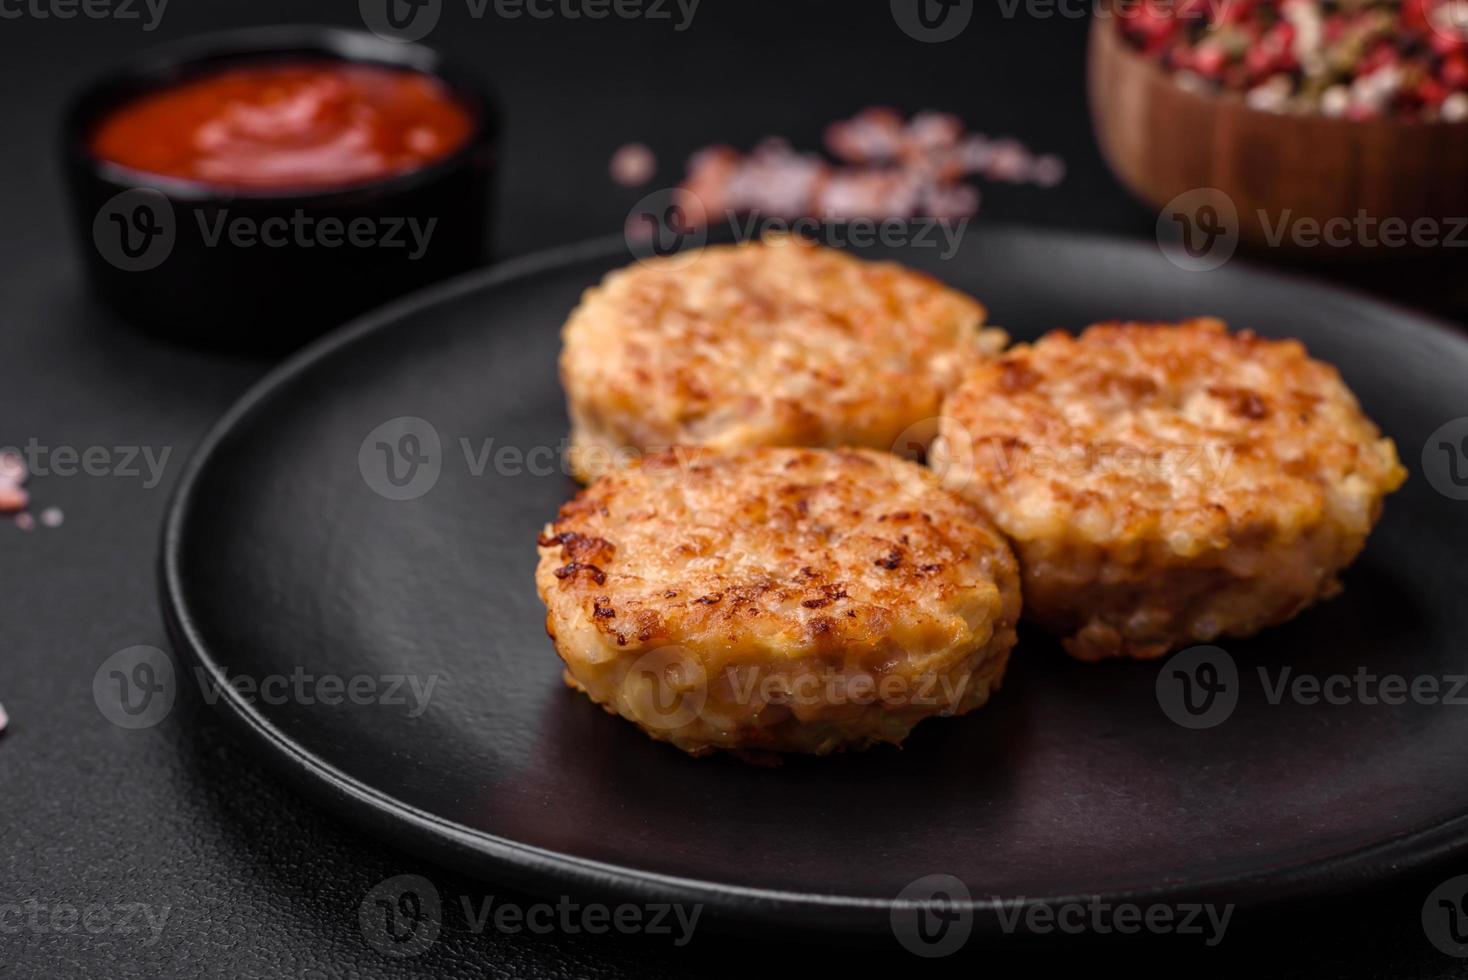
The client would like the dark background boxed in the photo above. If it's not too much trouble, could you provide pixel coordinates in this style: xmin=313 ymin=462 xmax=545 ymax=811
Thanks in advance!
xmin=2 ymin=1 xmax=1465 ymax=977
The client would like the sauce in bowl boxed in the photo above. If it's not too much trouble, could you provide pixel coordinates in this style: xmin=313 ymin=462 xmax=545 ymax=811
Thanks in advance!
xmin=89 ymin=62 xmax=474 ymax=191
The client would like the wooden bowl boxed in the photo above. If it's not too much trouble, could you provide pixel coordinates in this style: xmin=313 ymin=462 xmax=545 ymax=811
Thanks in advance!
xmin=1089 ymin=12 xmax=1468 ymax=256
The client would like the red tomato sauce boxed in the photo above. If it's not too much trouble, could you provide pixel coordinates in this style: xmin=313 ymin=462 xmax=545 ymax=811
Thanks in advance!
xmin=90 ymin=62 xmax=474 ymax=191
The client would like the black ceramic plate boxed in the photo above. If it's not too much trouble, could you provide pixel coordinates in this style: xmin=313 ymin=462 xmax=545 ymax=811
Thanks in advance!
xmin=162 ymin=228 xmax=1468 ymax=936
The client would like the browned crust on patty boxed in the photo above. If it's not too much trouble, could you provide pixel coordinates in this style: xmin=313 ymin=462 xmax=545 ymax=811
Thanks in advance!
xmin=535 ymin=447 xmax=1021 ymax=756
xmin=560 ymin=237 xmax=1003 ymax=481
xmin=932 ymin=318 xmax=1406 ymax=660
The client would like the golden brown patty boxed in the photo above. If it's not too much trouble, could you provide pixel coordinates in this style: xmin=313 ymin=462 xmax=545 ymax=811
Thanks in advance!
xmin=931 ymin=318 xmax=1406 ymax=661
xmin=534 ymin=447 xmax=1021 ymax=757
xmin=559 ymin=237 xmax=1003 ymax=481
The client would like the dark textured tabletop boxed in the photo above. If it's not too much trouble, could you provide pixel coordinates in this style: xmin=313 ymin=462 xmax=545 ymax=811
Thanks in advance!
xmin=3 ymin=1 xmax=1467 ymax=976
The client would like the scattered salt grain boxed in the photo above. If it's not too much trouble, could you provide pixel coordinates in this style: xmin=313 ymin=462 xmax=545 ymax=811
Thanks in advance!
xmin=1320 ymin=85 xmax=1351 ymax=118
xmin=917 ymin=181 xmax=981 ymax=221
xmin=13 ymin=511 xmax=33 ymax=531
xmin=1030 ymin=154 xmax=1067 ymax=188
xmin=676 ymin=108 xmax=1062 ymax=230
xmin=825 ymin=106 xmax=906 ymax=163
xmin=905 ymin=111 xmax=964 ymax=154
xmin=982 ymin=139 xmax=1032 ymax=183
xmin=610 ymin=142 xmax=657 ymax=187
xmin=1246 ymin=75 xmax=1294 ymax=113
xmin=0 ymin=485 xmax=27 ymax=513
xmin=955 ymin=134 xmax=993 ymax=172
xmin=0 ymin=701 xmax=8 ymax=735
xmin=0 ymin=451 xmax=24 ymax=484
xmin=39 ymin=507 xmax=63 ymax=529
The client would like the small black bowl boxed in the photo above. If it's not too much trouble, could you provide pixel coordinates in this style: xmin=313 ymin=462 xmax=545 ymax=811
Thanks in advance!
xmin=63 ymin=26 xmax=498 ymax=350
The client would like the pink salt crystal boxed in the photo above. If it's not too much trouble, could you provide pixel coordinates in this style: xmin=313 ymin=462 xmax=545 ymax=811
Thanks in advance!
xmin=676 ymin=108 xmax=1062 ymax=228
xmin=13 ymin=512 xmax=33 ymax=531
xmin=681 ymin=145 xmax=742 ymax=216
xmin=824 ymin=106 xmax=906 ymax=163
xmin=0 ymin=485 xmax=27 ymax=513
xmin=0 ymin=701 xmax=8 ymax=734
xmin=1030 ymin=154 xmax=1067 ymax=187
xmin=956 ymin=134 xmax=994 ymax=173
xmin=918 ymin=145 xmax=967 ymax=183
xmin=905 ymin=111 xmax=964 ymax=153
xmin=0 ymin=451 xmax=25 ymax=485
xmin=983 ymin=139 xmax=1033 ymax=182
xmin=728 ymin=139 xmax=826 ymax=218
xmin=39 ymin=507 xmax=63 ymax=529
xmin=610 ymin=142 xmax=657 ymax=187
xmin=818 ymin=169 xmax=921 ymax=221
xmin=918 ymin=181 xmax=981 ymax=220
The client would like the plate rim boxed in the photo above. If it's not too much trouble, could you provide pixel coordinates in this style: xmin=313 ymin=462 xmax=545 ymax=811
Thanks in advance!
xmin=159 ymin=226 xmax=1468 ymax=934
